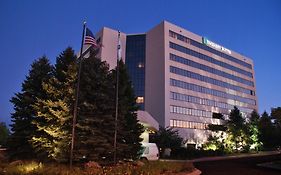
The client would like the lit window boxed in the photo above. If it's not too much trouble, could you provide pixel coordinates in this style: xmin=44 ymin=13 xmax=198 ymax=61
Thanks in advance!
xmin=183 ymin=121 xmax=187 ymax=128
xmin=179 ymin=121 xmax=183 ymax=127
xmin=136 ymin=96 xmax=144 ymax=103
xmin=173 ymin=120 xmax=177 ymax=126
xmin=138 ymin=62 xmax=144 ymax=68
xmin=176 ymin=120 xmax=180 ymax=127
xmin=170 ymin=120 xmax=174 ymax=127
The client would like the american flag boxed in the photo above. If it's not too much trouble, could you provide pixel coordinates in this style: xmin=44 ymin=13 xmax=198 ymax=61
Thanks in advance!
xmin=84 ymin=28 xmax=97 ymax=47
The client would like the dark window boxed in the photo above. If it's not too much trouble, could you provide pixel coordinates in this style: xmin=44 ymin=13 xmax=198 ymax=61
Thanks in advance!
xmin=169 ymin=42 xmax=253 ymax=78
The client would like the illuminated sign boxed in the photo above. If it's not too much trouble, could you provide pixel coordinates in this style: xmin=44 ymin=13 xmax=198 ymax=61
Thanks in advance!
xmin=202 ymin=37 xmax=231 ymax=55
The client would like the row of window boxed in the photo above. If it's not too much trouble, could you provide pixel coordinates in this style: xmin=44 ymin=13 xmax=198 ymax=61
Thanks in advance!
xmin=170 ymin=105 xmax=213 ymax=118
xmin=170 ymin=119 xmax=208 ymax=130
xmin=170 ymin=53 xmax=254 ymax=87
xmin=170 ymin=91 xmax=254 ymax=114
xmin=169 ymin=42 xmax=253 ymax=78
xmin=170 ymin=66 xmax=254 ymax=95
xmin=170 ymin=78 xmax=256 ymax=105
xmin=169 ymin=30 xmax=252 ymax=69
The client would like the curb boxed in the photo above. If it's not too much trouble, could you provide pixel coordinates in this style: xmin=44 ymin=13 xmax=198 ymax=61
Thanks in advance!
xmin=160 ymin=151 xmax=280 ymax=163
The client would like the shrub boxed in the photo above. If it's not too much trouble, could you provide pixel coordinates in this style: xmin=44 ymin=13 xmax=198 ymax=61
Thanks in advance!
xmin=1 ymin=160 xmax=195 ymax=175
xmin=171 ymin=147 xmax=224 ymax=160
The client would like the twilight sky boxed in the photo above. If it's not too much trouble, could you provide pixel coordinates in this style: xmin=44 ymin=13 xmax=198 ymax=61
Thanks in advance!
xmin=0 ymin=0 xmax=280 ymax=125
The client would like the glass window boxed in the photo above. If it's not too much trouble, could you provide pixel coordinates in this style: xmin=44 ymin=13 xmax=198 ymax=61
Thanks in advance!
xmin=170 ymin=66 xmax=252 ymax=95
xmin=170 ymin=120 xmax=173 ymax=127
xmin=169 ymin=42 xmax=253 ymax=77
xmin=136 ymin=96 xmax=144 ymax=103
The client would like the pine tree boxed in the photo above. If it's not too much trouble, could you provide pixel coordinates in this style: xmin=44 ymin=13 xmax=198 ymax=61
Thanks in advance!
xmin=247 ymin=110 xmax=262 ymax=151
xmin=226 ymin=106 xmax=247 ymax=152
xmin=0 ymin=122 xmax=9 ymax=147
xmin=31 ymin=48 xmax=77 ymax=162
xmin=110 ymin=60 xmax=144 ymax=161
xmin=150 ymin=127 xmax=182 ymax=157
xmin=271 ymin=107 xmax=281 ymax=146
xmin=258 ymin=111 xmax=276 ymax=149
xmin=75 ymin=50 xmax=115 ymax=163
xmin=8 ymin=57 xmax=53 ymax=159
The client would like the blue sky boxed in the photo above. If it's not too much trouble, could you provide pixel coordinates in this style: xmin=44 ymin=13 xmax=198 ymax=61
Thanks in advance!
xmin=0 ymin=0 xmax=280 ymax=125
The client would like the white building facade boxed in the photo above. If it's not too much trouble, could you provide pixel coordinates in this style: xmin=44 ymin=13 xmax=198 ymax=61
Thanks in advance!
xmin=96 ymin=21 xmax=258 ymax=145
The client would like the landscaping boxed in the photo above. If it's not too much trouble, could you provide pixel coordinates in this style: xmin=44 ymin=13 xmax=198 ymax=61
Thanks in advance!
xmin=0 ymin=159 xmax=195 ymax=175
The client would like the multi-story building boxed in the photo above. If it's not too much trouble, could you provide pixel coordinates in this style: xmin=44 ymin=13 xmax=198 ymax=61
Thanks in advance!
xmin=95 ymin=21 xmax=258 ymax=145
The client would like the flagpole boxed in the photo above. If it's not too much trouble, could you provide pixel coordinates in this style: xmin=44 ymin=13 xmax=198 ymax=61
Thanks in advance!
xmin=114 ymin=31 xmax=121 ymax=164
xmin=70 ymin=21 xmax=86 ymax=168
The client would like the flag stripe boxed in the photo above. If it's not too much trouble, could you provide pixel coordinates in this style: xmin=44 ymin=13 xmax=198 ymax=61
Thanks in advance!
xmin=84 ymin=28 xmax=98 ymax=47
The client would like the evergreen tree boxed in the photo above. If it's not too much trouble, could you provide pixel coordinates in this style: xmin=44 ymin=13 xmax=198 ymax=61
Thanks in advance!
xmin=271 ymin=107 xmax=281 ymax=127
xmin=258 ymin=111 xmax=276 ymax=149
xmin=0 ymin=122 xmax=9 ymax=147
xmin=271 ymin=107 xmax=281 ymax=146
xmin=247 ymin=110 xmax=262 ymax=151
xmin=226 ymin=106 xmax=247 ymax=152
xmin=8 ymin=57 xmax=53 ymax=159
xmin=110 ymin=60 xmax=144 ymax=161
xmin=150 ymin=127 xmax=182 ymax=157
xmin=75 ymin=50 xmax=115 ymax=163
xmin=31 ymin=48 xmax=77 ymax=162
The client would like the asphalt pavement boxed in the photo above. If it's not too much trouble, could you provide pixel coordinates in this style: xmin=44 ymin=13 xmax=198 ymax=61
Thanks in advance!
xmin=193 ymin=153 xmax=281 ymax=175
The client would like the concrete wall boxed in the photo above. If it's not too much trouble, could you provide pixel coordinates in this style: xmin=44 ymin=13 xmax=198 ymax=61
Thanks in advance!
xmin=145 ymin=22 xmax=166 ymax=127
xmin=161 ymin=21 xmax=258 ymax=144
xmin=96 ymin=27 xmax=127 ymax=70
xmin=95 ymin=20 xmax=258 ymax=145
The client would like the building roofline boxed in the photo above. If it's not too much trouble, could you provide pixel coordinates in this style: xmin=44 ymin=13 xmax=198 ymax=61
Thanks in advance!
xmin=127 ymin=33 xmax=146 ymax=36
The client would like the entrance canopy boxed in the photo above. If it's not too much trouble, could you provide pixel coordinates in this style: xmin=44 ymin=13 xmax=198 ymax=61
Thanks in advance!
xmin=137 ymin=110 xmax=159 ymax=131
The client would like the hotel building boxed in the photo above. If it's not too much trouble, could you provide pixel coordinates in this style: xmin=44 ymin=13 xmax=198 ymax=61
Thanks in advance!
xmin=95 ymin=21 xmax=258 ymax=144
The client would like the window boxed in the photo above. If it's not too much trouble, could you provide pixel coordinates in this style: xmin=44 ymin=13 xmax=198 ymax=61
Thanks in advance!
xmin=169 ymin=30 xmax=252 ymax=69
xmin=170 ymin=66 xmax=253 ymax=95
xmin=170 ymin=78 xmax=256 ymax=105
xmin=126 ymin=34 xmax=146 ymax=110
xmin=136 ymin=96 xmax=144 ymax=103
xmin=169 ymin=42 xmax=253 ymax=77
xmin=138 ymin=62 xmax=144 ymax=68
xmin=170 ymin=119 xmax=173 ymax=127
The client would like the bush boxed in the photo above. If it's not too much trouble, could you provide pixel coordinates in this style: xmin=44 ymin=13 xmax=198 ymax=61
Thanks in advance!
xmin=0 ymin=160 xmax=195 ymax=175
xmin=171 ymin=147 xmax=224 ymax=160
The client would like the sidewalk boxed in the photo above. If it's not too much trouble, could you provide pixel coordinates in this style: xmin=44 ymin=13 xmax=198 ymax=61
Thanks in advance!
xmin=161 ymin=151 xmax=280 ymax=163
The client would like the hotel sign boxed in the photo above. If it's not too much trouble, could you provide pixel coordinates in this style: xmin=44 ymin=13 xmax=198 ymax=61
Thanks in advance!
xmin=202 ymin=37 xmax=231 ymax=55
